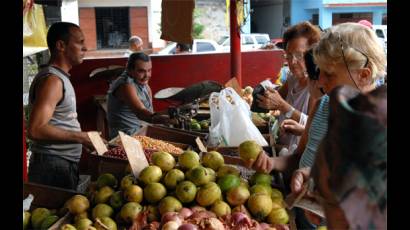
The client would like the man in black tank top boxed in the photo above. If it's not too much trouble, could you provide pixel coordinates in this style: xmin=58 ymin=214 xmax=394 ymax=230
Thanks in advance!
xmin=27 ymin=22 xmax=101 ymax=190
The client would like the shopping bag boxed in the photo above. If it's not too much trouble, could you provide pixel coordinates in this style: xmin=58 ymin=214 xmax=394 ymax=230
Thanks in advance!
xmin=23 ymin=1 xmax=48 ymax=48
xmin=209 ymin=87 xmax=268 ymax=147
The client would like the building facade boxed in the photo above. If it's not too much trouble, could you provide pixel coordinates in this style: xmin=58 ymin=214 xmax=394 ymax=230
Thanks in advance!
xmin=290 ymin=0 xmax=387 ymax=29
xmin=78 ymin=0 xmax=152 ymax=51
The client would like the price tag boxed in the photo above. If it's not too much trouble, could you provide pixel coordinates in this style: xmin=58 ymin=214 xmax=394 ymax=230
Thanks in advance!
xmin=195 ymin=137 xmax=208 ymax=153
xmin=119 ymin=131 xmax=149 ymax=178
xmin=87 ymin=131 xmax=108 ymax=156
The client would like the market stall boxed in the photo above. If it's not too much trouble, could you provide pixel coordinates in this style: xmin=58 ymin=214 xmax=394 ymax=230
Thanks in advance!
xmin=23 ymin=1 xmax=299 ymax=229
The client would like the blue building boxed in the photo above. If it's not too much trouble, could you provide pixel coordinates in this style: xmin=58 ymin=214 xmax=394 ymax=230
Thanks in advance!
xmin=250 ymin=0 xmax=387 ymax=39
xmin=290 ymin=0 xmax=387 ymax=29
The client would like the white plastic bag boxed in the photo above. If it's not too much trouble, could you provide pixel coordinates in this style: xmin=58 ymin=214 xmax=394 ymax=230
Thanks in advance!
xmin=209 ymin=87 xmax=268 ymax=147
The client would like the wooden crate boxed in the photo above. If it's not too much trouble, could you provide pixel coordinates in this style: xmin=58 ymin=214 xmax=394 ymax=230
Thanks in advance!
xmin=137 ymin=124 xmax=201 ymax=146
xmin=89 ymin=128 xmax=194 ymax=180
xmin=87 ymin=152 xmax=129 ymax=181
xmin=109 ymin=124 xmax=203 ymax=146
xmin=23 ymin=182 xmax=79 ymax=210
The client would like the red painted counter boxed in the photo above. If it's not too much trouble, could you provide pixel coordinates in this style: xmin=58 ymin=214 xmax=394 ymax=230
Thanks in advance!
xmin=69 ymin=50 xmax=284 ymax=132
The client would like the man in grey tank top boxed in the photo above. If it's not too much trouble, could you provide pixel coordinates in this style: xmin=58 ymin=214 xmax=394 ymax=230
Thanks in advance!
xmin=27 ymin=22 xmax=98 ymax=190
xmin=107 ymin=52 xmax=172 ymax=140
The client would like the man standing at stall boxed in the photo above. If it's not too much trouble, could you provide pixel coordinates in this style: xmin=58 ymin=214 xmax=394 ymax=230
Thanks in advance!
xmin=107 ymin=52 xmax=173 ymax=139
xmin=27 ymin=22 xmax=96 ymax=190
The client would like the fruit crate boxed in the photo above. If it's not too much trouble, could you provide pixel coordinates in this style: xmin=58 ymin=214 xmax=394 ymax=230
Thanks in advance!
xmin=23 ymin=182 xmax=79 ymax=230
xmin=221 ymin=157 xmax=297 ymax=230
xmin=88 ymin=139 xmax=192 ymax=181
xmin=24 ymin=182 xmax=80 ymax=210
xmin=109 ymin=123 xmax=202 ymax=147
xmin=87 ymin=151 xmax=130 ymax=181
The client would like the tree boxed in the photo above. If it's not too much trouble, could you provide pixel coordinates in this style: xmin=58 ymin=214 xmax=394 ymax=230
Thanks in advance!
xmin=192 ymin=8 xmax=205 ymax=39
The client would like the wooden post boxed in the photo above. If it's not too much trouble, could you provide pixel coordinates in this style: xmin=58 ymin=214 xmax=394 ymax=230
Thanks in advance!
xmin=230 ymin=0 xmax=242 ymax=88
xmin=23 ymin=107 xmax=28 ymax=182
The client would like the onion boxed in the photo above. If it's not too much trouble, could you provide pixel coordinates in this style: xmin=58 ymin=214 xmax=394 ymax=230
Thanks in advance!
xmin=162 ymin=221 xmax=181 ymax=230
xmin=178 ymin=223 xmax=199 ymax=230
xmin=259 ymin=223 xmax=273 ymax=230
xmin=231 ymin=212 xmax=249 ymax=225
xmin=205 ymin=217 xmax=225 ymax=230
xmin=179 ymin=208 xmax=193 ymax=220
xmin=161 ymin=212 xmax=183 ymax=225
xmin=273 ymin=224 xmax=290 ymax=230
xmin=190 ymin=206 xmax=207 ymax=213
xmin=189 ymin=210 xmax=216 ymax=220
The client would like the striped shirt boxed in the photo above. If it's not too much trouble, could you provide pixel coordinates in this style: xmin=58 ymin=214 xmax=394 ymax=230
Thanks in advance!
xmin=299 ymin=95 xmax=329 ymax=168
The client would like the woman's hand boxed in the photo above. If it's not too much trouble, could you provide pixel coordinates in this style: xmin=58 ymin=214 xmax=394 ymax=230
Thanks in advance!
xmin=291 ymin=167 xmax=311 ymax=194
xmin=280 ymin=119 xmax=305 ymax=136
xmin=243 ymin=151 xmax=275 ymax=174
xmin=256 ymin=88 xmax=289 ymax=112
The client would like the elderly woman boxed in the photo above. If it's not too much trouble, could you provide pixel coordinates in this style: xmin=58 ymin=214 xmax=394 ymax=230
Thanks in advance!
xmin=247 ymin=22 xmax=386 ymax=177
xmin=310 ymin=84 xmax=387 ymax=229
xmin=256 ymin=21 xmax=321 ymax=154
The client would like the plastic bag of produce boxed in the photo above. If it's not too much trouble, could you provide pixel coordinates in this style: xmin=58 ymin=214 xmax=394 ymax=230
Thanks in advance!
xmin=209 ymin=87 xmax=268 ymax=147
xmin=23 ymin=0 xmax=48 ymax=48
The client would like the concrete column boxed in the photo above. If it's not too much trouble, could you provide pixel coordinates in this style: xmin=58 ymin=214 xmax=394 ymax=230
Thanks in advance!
xmin=242 ymin=0 xmax=251 ymax=34
xmin=61 ymin=0 xmax=79 ymax=25
xmin=319 ymin=7 xmax=332 ymax=29
xmin=373 ymin=10 xmax=384 ymax=25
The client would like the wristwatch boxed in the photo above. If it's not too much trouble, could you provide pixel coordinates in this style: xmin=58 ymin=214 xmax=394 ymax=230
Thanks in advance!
xmin=285 ymin=107 xmax=295 ymax=119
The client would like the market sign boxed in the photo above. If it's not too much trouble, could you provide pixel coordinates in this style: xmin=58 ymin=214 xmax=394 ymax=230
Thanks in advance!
xmin=119 ymin=131 xmax=149 ymax=178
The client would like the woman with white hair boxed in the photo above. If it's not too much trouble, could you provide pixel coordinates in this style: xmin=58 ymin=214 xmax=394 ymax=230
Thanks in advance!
xmin=292 ymin=22 xmax=386 ymax=228
xmin=247 ymin=22 xmax=386 ymax=228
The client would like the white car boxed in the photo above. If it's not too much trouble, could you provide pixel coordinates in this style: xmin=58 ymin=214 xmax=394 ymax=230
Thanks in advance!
xmin=218 ymin=33 xmax=271 ymax=52
xmin=155 ymin=39 xmax=222 ymax=55
xmin=373 ymin=25 xmax=387 ymax=54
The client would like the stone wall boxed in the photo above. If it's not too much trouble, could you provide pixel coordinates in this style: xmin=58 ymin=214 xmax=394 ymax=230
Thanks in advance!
xmin=195 ymin=0 xmax=229 ymax=42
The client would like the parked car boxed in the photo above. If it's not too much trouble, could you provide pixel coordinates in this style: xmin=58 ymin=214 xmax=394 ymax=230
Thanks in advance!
xmin=218 ymin=33 xmax=271 ymax=51
xmin=372 ymin=25 xmax=387 ymax=54
xmin=271 ymin=38 xmax=284 ymax=49
xmin=155 ymin=39 xmax=222 ymax=55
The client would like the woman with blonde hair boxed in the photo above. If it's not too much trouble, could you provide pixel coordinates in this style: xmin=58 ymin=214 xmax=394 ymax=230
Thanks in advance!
xmin=247 ymin=22 xmax=386 ymax=229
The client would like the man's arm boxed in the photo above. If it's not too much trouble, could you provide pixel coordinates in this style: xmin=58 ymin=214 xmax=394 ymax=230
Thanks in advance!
xmin=27 ymin=76 xmax=92 ymax=147
xmin=116 ymin=83 xmax=154 ymax=122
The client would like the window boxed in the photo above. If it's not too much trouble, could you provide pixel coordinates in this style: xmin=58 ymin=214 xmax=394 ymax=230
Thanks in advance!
xmin=196 ymin=42 xmax=215 ymax=52
xmin=218 ymin=36 xmax=229 ymax=45
xmin=332 ymin=13 xmax=372 ymax=25
xmin=242 ymin=36 xmax=254 ymax=45
xmin=255 ymin=36 xmax=268 ymax=45
xmin=312 ymin=14 xmax=319 ymax=25
xmin=95 ymin=7 xmax=130 ymax=49
xmin=375 ymin=29 xmax=384 ymax=39
xmin=43 ymin=5 xmax=61 ymax=27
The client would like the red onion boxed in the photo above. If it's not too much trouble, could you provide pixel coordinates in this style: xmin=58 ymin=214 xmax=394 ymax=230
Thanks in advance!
xmin=178 ymin=223 xmax=198 ymax=230
xmin=273 ymin=224 xmax=290 ymax=230
xmin=178 ymin=208 xmax=193 ymax=220
xmin=204 ymin=217 xmax=225 ymax=230
xmin=189 ymin=210 xmax=216 ymax=220
xmin=161 ymin=212 xmax=182 ymax=225
xmin=231 ymin=212 xmax=249 ymax=225
xmin=259 ymin=223 xmax=273 ymax=230
xmin=190 ymin=206 xmax=207 ymax=213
